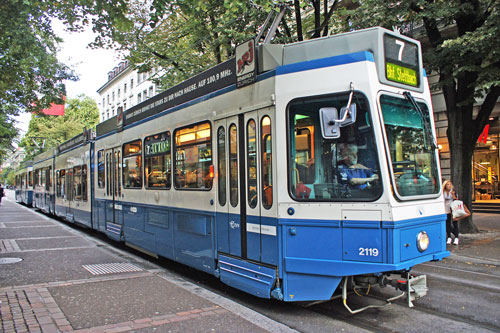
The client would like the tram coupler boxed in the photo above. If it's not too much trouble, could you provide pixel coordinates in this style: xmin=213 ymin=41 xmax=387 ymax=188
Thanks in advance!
xmin=380 ymin=273 xmax=428 ymax=307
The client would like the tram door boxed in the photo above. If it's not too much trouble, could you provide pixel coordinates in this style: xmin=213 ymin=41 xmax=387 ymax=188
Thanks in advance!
xmin=104 ymin=147 xmax=122 ymax=236
xmin=215 ymin=109 xmax=275 ymax=264
xmin=215 ymin=116 xmax=243 ymax=257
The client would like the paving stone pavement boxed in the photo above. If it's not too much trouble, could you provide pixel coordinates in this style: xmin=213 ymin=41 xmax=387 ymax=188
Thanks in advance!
xmin=0 ymin=193 xmax=295 ymax=333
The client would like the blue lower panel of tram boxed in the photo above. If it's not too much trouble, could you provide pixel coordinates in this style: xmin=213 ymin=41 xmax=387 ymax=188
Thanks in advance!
xmin=219 ymin=254 xmax=276 ymax=299
xmin=281 ymin=214 xmax=448 ymax=301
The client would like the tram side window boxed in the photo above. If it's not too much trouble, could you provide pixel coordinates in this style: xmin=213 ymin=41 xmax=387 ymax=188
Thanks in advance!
xmin=82 ymin=165 xmax=88 ymax=201
xmin=58 ymin=169 xmax=66 ymax=199
xmin=40 ymin=168 xmax=46 ymax=188
xmin=34 ymin=170 xmax=39 ymax=187
xmin=106 ymin=153 xmax=110 ymax=195
xmin=229 ymin=124 xmax=238 ymax=206
xmin=288 ymin=92 xmax=381 ymax=201
xmin=46 ymin=167 xmax=52 ymax=191
xmin=97 ymin=150 xmax=105 ymax=189
xmin=174 ymin=122 xmax=212 ymax=190
xmin=261 ymin=116 xmax=273 ymax=209
xmin=123 ymin=140 xmax=142 ymax=188
xmin=247 ymin=119 xmax=257 ymax=208
xmin=144 ymin=131 xmax=171 ymax=189
xmin=74 ymin=166 xmax=82 ymax=201
xmin=217 ymin=126 xmax=227 ymax=206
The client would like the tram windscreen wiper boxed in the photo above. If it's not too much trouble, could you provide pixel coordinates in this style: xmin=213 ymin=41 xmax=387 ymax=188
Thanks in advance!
xmin=403 ymin=91 xmax=437 ymax=151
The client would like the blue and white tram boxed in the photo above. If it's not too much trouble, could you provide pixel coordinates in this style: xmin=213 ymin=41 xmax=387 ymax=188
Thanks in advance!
xmin=15 ymin=161 xmax=34 ymax=206
xmin=33 ymin=148 xmax=56 ymax=214
xmin=27 ymin=27 xmax=449 ymax=311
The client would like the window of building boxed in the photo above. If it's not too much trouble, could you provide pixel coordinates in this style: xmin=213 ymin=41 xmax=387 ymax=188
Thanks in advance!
xmin=144 ymin=131 xmax=171 ymax=189
xmin=174 ymin=122 xmax=212 ymax=190
xmin=137 ymin=93 xmax=142 ymax=103
xmin=130 ymin=78 xmax=134 ymax=88
xmin=123 ymin=140 xmax=142 ymax=188
xmin=124 ymin=83 xmax=127 ymax=94
xmin=149 ymin=86 xmax=153 ymax=97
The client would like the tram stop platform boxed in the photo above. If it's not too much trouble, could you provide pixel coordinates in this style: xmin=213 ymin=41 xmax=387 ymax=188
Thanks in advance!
xmin=0 ymin=191 xmax=294 ymax=333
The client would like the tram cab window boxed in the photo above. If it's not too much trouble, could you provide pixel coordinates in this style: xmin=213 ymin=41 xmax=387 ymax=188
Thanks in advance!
xmin=380 ymin=94 xmax=440 ymax=197
xmin=174 ymin=122 xmax=212 ymax=190
xmin=288 ymin=92 xmax=381 ymax=201
xmin=144 ymin=131 xmax=171 ymax=189
xmin=123 ymin=140 xmax=143 ymax=189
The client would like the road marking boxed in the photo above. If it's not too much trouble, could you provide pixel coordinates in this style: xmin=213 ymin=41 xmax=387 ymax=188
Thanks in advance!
xmin=82 ymin=263 xmax=144 ymax=275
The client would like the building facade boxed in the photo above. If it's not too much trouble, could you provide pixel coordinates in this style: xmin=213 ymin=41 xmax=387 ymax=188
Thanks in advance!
xmin=96 ymin=61 xmax=159 ymax=123
xmin=429 ymin=73 xmax=500 ymax=201
xmin=2 ymin=147 xmax=26 ymax=171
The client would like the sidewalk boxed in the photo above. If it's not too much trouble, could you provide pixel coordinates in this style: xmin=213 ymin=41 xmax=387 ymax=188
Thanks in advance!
xmin=447 ymin=212 xmax=500 ymax=263
xmin=0 ymin=192 xmax=295 ymax=333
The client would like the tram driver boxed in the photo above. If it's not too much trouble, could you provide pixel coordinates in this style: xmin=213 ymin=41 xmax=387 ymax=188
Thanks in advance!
xmin=337 ymin=144 xmax=378 ymax=190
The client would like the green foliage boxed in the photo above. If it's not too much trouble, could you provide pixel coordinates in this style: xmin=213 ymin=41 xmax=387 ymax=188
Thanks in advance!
xmin=20 ymin=95 xmax=99 ymax=159
xmin=0 ymin=167 xmax=14 ymax=186
xmin=0 ymin=0 xmax=132 ymax=160
xmin=117 ymin=0 xmax=288 ymax=90
xmin=0 ymin=113 xmax=18 ymax=160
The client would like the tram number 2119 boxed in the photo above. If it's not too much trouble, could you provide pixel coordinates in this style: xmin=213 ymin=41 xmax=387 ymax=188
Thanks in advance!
xmin=359 ymin=247 xmax=379 ymax=256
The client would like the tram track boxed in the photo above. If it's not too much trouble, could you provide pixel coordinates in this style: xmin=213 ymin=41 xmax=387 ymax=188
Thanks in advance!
xmin=308 ymin=289 xmax=500 ymax=333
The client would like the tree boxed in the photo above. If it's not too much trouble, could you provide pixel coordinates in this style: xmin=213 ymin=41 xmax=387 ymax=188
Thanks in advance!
xmin=0 ymin=113 xmax=18 ymax=160
xmin=337 ymin=0 xmax=500 ymax=232
xmin=0 ymin=0 xmax=131 ymax=155
xmin=21 ymin=95 xmax=99 ymax=159
xmin=117 ymin=0 xmax=279 ymax=90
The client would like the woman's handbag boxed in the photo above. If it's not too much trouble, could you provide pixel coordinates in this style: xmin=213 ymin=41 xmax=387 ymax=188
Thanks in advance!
xmin=451 ymin=200 xmax=471 ymax=221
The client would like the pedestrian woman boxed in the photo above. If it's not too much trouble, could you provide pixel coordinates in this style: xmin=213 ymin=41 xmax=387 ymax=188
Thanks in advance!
xmin=443 ymin=180 xmax=459 ymax=245
xmin=0 ymin=183 xmax=4 ymax=206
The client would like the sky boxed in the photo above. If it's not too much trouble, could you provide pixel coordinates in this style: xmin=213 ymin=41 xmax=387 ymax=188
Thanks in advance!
xmin=14 ymin=20 xmax=123 ymax=135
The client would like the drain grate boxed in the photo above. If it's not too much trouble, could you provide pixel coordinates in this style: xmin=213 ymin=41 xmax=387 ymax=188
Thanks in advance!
xmin=82 ymin=263 xmax=143 ymax=275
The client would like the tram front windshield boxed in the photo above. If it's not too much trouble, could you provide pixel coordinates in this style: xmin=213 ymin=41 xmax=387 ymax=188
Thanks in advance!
xmin=288 ymin=92 xmax=382 ymax=201
xmin=380 ymin=94 xmax=440 ymax=197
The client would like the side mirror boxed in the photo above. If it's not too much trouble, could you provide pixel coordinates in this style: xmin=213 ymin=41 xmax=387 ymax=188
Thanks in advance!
xmin=339 ymin=104 xmax=357 ymax=127
xmin=319 ymin=107 xmax=341 ymax=139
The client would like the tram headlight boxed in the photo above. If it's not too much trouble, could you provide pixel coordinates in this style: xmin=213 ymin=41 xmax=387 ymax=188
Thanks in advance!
xmin=416 ymin=231 xmax=429 ymax=252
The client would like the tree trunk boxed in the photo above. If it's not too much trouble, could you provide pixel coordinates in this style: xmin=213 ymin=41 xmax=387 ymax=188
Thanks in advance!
xmin=448 ymin=136 xmax=479 ymax=233
xmin=293 ymin=0 xmax=303 ymax=41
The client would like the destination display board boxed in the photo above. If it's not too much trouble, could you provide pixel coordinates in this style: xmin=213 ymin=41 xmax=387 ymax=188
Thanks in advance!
xmin=384 ymin=34 xmax=420 ymax=87
xmin=145 ymin=132 xmax=170 ymax=157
